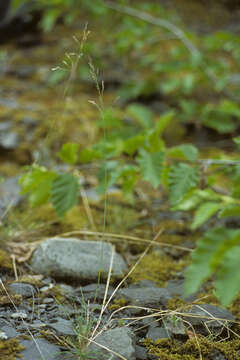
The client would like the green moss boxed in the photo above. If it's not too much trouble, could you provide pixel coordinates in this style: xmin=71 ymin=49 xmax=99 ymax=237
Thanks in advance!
xmin=144 ymin=335 xmax=240 ymax=360
xmin=0 ymin=338 xmax=24 ymax=360
xmin=129 ymin=251 xmax=187 ymax=286
xmin=108 ymin=297 xmax=128 ymax=311
xmin=0 ymin=249 xmax=13 ymax=271
xmin=167 ymin=297 xmax=188 ymax=311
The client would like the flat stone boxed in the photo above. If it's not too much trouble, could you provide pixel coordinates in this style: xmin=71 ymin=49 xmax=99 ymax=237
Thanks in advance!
xmin=11 ymin=311 xmax=28 ymax=320
xmin=88 ymin=327 xmax=136 ymax=360
xmin=9 ymin=282 xmax=36 ymax=298
xmin=30 ymin=238 xmax=127 ymax=282
xmin=146 ymin=326 xmax=170 ymax=341
xmin=163 ymin=316 xmax=186 ymax=335
xmin=1 ymin=324 xmax=18 ymax=338
xmin=20 ymin=338 xmax=61 ymax=360
xmin=119 ymin=287 xmax=170 ymax=308
xmin=135 ymin=345 xmax=148 ymax=360
xmin=183 ymin=304 xmax=235 ymax=329
xmin=48 ymin=318 xmax=76 ymax=336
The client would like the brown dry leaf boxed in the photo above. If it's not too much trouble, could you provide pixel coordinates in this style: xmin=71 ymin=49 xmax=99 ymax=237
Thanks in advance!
xmin=7 ymin=241 xmax=39 ymax=263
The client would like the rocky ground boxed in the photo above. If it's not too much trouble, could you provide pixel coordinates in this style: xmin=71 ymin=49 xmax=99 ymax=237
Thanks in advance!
xmin=0 ymin=233 xmax=237 ymax=360
xmin=1 ymin=2 xmax=240 ymax=359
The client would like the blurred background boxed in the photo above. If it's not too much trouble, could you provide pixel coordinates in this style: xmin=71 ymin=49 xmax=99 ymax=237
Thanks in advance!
xmin=1 ymin=0 xmax=240 ymax=236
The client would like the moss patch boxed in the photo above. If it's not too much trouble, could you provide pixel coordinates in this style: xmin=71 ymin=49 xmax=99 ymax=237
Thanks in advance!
xmin=0 ymin=338 xmax=24 ymax=360
xmin=144 ymin=336 xmax=240 ymax=360
xmin=0 ymin=249 xmax=12 ymax=271
xmin=129 ymin=251 xmax=187 ymax=286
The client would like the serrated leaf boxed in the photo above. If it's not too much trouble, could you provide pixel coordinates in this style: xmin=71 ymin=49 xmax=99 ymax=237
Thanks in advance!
xmin=184 ymin=227 xmax=240 ymax=297
xmin=169 ymin=163 xmax=199 ymax=206
xmin=174 ymin=188 xmax=220 ymax=211
xmin=19 ymin=166 xmax=57 ymax=207
xmin=191 ymin=202 xmax=221 ymax=230
xmin=168 ymin=144 xmax=199 ymax=162
xmin=215 ymin=246 xmax=240 ymax=305
xmin=51 ymin=173 xmax=80 ymax=217
xmin=137 ymin=150 xmax=165 ymax=188
xmin=154 ymin=111 xmax=175 ymax=136
xmin=57 ymin=143 xmax=79 ymax=164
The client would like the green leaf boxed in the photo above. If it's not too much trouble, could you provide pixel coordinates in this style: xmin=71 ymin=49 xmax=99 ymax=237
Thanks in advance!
xmin=215 ymin=246 xmax=240 ymax=305
xmin=168 ymin=144 xmax=199 ymax=162
xmin=137 ymin=150 xmax=165 ymax=188
xmin=57 ymin=143 xmax=79 ymax=165
xmin=219 ymin=204 xmax=240 ymax=217
xmin=126 ymin=103 xmax=154 ymax=129
xmin=169 ymin=163 xmax=199 ymax=206
xmin=154 ymin=111 xmax=175 ymax=136
xmin=97 ymin=161 xmax=119 ymax=194
xmin=79 ymin=148 xmax=103 ymax=163
xmin=51 ymin=173 xmax=80 ymax=217
xmin=191 ymin=202 xmax=221 ymax=230
xmin=19 ymin=165 xmax=57 ymax=207
xmin=219 ymin=99 xmax=240 ymax=118
xmin=123 ymin=134 xmax=145 ymax=155
xmin=174 ymin=189 xmax=220 ymax=211
xmin=184 ymin=227 xmax=240 ymax=296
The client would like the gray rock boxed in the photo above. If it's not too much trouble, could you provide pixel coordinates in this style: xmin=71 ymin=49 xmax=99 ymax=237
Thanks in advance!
xmin=48 ymin=318 xmax=76 ymax=336
xmin=119 ymin=287 xmax=170 ymax=308
xmin=163 ymin=316 xmax=186 ymax=335
xmin=183 ymin=304 xmax=235 ymax=330
xmin=11 ymin=311 xmax=28 ymax=320
xmin=78 ymin=283 xmax=115 ymax=302
xmin=146 ymin=326 xmax=170 ymax=341
xmin=9 ymin=282 xmax=36 ymax=298
xmin=135 ymin=345 xmax=148 ymax=360
xmin=30 ymin=238 xmax=127 ymax=282
xmin=0 ymin=131 xmax=19 ymax=149
xmin=88 ymin=327 xmax=136 ymax=360
xmin=1 ymin=324 xmax=18 ymax=338
xmin=20 ymin=338 xmax=61 ymax=360
xmin=165 ymin=279 xmax=197 ymax=301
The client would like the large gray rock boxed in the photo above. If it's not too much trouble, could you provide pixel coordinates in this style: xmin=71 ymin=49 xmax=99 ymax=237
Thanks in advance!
xmin=30 ymin=238 xmax=127 ymax=282
xmin=88 ymin=327 xmax=136 ymax=360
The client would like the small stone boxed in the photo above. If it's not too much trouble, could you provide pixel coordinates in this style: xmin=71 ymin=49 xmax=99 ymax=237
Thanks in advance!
xmin=48 ymin=318 xmax=76 ymax=336
xmin=164 ymin=316 xmax=186 ymax=335
xmin=9 ymin=282 xmax=36 ymax=298
xmin=135 ymin=345 xmax=148 ymax=360
xmin=146 ymin=326 xmax=170 ymax=341
xmin=1 ymin=325 xmax=18 ymax=338
xmin=183 ymin=304 xmax=235 ymax=330
xmin=20 ymin=338 xmax=61 ymax=360
xmin=43 ymin=297 xmax=54 ymax=304
xmin=88 ymin=327 xmax=136 ymax=360
xmin=11 ymin=312 xmax=28 ymax=320
xmin=0 ymin=331 xmax=8 ymax=339
xmin=119 ymin=287 xmax=170 ymax=308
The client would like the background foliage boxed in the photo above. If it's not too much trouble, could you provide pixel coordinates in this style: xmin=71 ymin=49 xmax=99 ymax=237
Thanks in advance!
xmin=13 ymin=0 xmax=240 ymax=306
